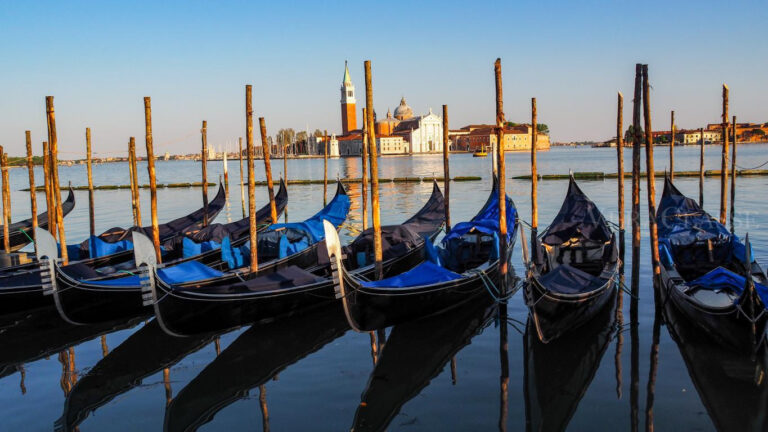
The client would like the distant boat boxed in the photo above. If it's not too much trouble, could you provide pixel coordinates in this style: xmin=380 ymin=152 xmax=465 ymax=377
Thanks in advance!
xmin=472 ymin=149 xmax=488 ymax=157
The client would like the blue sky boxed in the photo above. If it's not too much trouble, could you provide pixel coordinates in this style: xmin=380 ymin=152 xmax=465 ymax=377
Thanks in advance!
xmin=1 ymin=0 xmax=765 ymax=157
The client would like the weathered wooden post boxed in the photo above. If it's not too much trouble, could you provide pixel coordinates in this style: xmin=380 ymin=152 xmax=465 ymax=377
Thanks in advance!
xmin=129 ymin=137 xmax=142 ymax=226
xmin=42 ymin=142 xmax=54 ymax=237
xmin=669 ymin=111 xmax=675 ymax=181
xmin=25 ymin=132 xmax=37 ymax=245
xmin=361 ymin=107 xmax=369 ymax=230
xmin=494 ymin=58 xmax=507 ymax=281
xmin=246 ymin=85 xmax=259 ymax=272
xmin=0 ymin=147 xmax=9 ymax=253
xmin=259 ymin=117 xmax=278 ymax=224
xmin=642 ymin=65 xmax=661 ymax=285
xmin=86 ymin=128 xmax=96 ymax=237
xmin=364 ymin=60 xmax=383 ymax=279
xmin=617 ymin=92 xmax=625 ymax=258
xmin=46 ymin=96 xmax=68 ymax=264
xmin=223 ymin=148 xmax=229 ymax=195
xmin=201 ymin=120 xmax=209 ymax=226
xmin=699 ymin=127 xmax=705 ymax=207
xmin=531 ymin=98 xmax=538 ymax=238
xmin=323 ymin=129 xmax=328 ymax=206
xmin=442 ymin=105 xmax=451 ymax=231
xmin=631 ymin=65 xmax=642 ymax=280
xmin=730 ymin=115 xmax=737 ymax=233
xmin=719 ymin=84 xmax=729 ymax=225
xmin=239 ymin=137 xmax=246 ymax=219
xmin=143 ymin=97 xmax=161 ymax=263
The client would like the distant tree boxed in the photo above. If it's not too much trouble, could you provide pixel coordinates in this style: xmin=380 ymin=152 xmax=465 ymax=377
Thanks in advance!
xmin=505 ymin=121 xmax=518 ymax=128
xmin=296 ymin=131 xmax=308 ymax=144
xmin=536 ymin=123 xmax=549 ymax=134
xmin=753 ymin=128 xmax=766 ymax=136
xmin=313 ymin=129 xmax=324 ymax=137
xmin=624 ymin=125 xmax=643 ymax=142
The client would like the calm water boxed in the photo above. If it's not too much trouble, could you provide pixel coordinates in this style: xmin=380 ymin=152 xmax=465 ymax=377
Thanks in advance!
xmin=2 ymin=145 xmax=768 ymax=431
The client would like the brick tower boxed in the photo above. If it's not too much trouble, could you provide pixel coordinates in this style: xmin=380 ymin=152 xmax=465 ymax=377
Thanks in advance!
xmin=340 ymin=61 xmax=357 ymax=135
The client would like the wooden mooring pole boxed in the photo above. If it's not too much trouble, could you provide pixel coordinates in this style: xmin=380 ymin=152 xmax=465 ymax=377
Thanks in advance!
xmin=719 ymin=84 xmax=729 ymax=225
xmin=617 ymin=92 xmax=625 ymax=258
xmin=699 ymin=127 xmax=705 ymax=207
xmin=642 ymin=65 xmax=661 ymax=286
xmin=364 ymin=60 xmax=383 ymax=279
xmin=246 ymin=85 xmax=259 ymax=272
xmin=223 ymin=149 xmax=229 ymax=195
xmin=631 ymin=65 xmax=642 ymax=285
xmin=323 ymin=129 xmax=328 ymax=206
xmin=239 ymin=137 xmax=246 ymax=219
xmin=42 ymin=142 xmax=54 ymax=237
xmin=25 ymin=132 xmax=37 ymax=245
xmin=201 ymin=121 xmax=209 ymax=226
xmin=46 ymin=96 xmax=68 ymax=264
xmin=361 ymin=107 xmax=369 ymax=230
xmin=86 ymin=128 xmax=95 ymax=237
xmin=669 ymin=111 xmax=675 ymax=181
xmin=0 ymin=147 xmax=9 ymax=253
xmin=143 ymin=97 xmax=161 ymax=263
xmin=494 ymin=58 xmax=507 ymax=282
xmin=442 ymin=105 xmax=451 ymax=231
xmin=259 ymin=117 xmax=278 ymax=224
xmin=531 ymin=98 xmax=538 ymax=237
xmin=730 ymin=115 xmax=737 ymax=233
xmin=129 ymin=137 xmax=142 ymax=226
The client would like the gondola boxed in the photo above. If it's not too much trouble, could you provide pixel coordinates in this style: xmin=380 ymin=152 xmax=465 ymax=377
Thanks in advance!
xmin=656 ymin=177 xmax=768 ymax=352
xmin=0 ymin=187 xmax=76 ymax=253
xmin=164 ymin=302 xmax=350 ymax=432
xmin=351 ymin=295 xmax=497 ymax=432
xmin=662 ymin=284 xmax=768 ymax=432
xmin=523 ymin=290 xmax=617 ymax=432
xmin=0 ymin=306 xmax=143 ymax=380
xmin=56 ymin=319 xmax=219 ymax=432
xmin=523 ymin=177 xmax=619 ymax=343
xmin=142 ymin=180 xmax=445 ymax=336
xmin=39 ymin=180 xmax=298 ymax=325
xmin=326 ymin=179 xmax=516 ymax=331
xmin=0 ymin=183 xmax=233 ymax=316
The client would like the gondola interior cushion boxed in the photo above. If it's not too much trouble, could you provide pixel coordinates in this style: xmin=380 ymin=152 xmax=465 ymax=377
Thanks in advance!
xmin=221 ymin=236 xmax=246 ymax=269
xmin=538 ymin=263 xmax=606 ymax=294
xmin=687 ymin=266 xmax=768 ymax=307
xmin=182 ymin=236 xmax=221 ymax=258
xmin=360 ymin=261 xmax=462 ymax=288
xmin=158 ymin=261 xmax=224 ymax=284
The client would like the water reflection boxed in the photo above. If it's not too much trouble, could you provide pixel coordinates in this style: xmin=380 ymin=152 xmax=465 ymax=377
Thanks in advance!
xmin=352 ymin=295 xmax=497 ymax=432
xmin=163 ymin=303 xmax=350 ymax=432
xmin=523 ymin=291 xmax=617 ymax=432
xmin=57 ymin=319 xmax=218 ymax=431
xmin=662 ymin=287 xmax=768 ymax=431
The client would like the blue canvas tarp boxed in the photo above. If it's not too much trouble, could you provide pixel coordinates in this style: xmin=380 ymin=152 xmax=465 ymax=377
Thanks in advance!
xmin=688 ymin=267 xmax=768 ymax=308
xmin=360 ymin=261 xmax=462 ymax=288
xmin=442 ymin=185 xmax=516 ymax=245
xmin=89 ymin=235 xmax=133 ymax=258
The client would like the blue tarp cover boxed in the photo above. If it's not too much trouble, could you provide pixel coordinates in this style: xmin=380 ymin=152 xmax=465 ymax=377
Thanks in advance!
xmin=360 ymin=261 xmax=462 ymax=288
xmin=182 ymin=236 xmax=220 ymax=258
xmin=157 ymin=260 xmax=224 ymax=284
xmin=267 ymin=190 xmax=350 ymax=242
xmin=89 ymin=235 xmax=133 ymax=258
xmin=538 ymin=263 xmax=606 ymax=294
xmin=442 ymin=189 xmax=516 ymax=245
xmin=688 ymin=266 xmax=768 ymax=307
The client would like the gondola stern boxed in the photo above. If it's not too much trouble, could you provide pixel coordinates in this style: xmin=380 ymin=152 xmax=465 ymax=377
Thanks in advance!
xmin=131 ymin=231 xmax=159 ymax=308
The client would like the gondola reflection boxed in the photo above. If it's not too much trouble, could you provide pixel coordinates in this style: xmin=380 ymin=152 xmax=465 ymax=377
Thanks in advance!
xmin=351 ymin=295 xmax=497 ymax=432
xmin=163 ymin=302 xmax=350 ymax=432
xmin=56 ymin=319 xmax=219 ymax=431
xmin=662 ymin=286 xmax=768 ymax=431
xmin=523 ymin=290 xmax=617 ymax=432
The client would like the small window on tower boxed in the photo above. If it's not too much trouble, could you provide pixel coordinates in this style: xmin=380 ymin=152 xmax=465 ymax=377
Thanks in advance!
xmin=348 ymin=91 xmax=353 ymax=97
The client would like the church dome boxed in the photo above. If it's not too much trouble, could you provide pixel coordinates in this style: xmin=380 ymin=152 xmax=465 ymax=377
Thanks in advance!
xmin=393 ymin=97 xmax=413 ymax=120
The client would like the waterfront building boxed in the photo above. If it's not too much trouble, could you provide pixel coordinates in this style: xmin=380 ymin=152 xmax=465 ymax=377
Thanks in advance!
xmin=451 ymin=124 xmax=550 ymax=152
xmin=334 ymin=133 xmax=408 ymax=156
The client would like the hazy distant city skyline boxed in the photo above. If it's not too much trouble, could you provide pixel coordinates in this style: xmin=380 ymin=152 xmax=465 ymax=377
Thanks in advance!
xmin=1 ymin=0 xmax=765 ymax=157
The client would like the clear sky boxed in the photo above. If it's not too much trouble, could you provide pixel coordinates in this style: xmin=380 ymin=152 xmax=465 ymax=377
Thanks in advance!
xmin=1 ymin=0 xmax=766 ymax=157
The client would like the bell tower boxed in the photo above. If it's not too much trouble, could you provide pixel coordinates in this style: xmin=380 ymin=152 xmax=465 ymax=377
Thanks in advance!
xmin=340 ymin=61 xmax=357 ymax=135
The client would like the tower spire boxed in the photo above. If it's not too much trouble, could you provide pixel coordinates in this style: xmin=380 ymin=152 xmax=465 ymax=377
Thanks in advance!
xmin=343 ymin=60 xmax=351 ymax=84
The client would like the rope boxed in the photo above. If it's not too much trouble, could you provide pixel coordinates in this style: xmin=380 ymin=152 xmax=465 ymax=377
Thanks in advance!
xmin=736 ymin=160 xmax=768 ymax=170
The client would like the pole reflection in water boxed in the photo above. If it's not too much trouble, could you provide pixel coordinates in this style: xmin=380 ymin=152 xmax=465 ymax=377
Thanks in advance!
xmin=56 ymin=319 xmax=218 ymax=431
xmin=499 ymin=302 xmax=509 ymax=432
xmin=259 ymin=385 xmax=270 ymax=432
xmin=662 ymin=287 xmax=768 ymax=431
xmin=352 ymin=295 xmax=497 ymax=432
xmin=629 ymin=225 xmax=640 ymax=432
xmin=644 ymin=301 xmax=661 ymax=432
xmin=523 ymin=291 xmax=617 ymax=432
xmin=163 ymin=303 xmax=350 ymax=432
